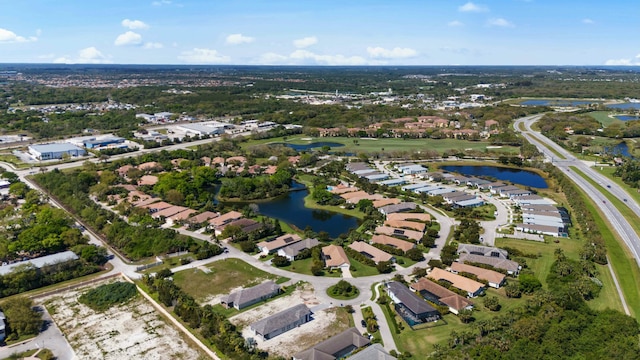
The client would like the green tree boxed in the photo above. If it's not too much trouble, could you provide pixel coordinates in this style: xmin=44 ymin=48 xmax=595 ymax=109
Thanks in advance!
xmin=1 ymin=297 xmax=43 ymax=340
xmin=483 ymin=296 xmax=501 ymax=311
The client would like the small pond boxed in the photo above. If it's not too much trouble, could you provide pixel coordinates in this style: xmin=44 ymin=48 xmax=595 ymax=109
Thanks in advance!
xmin=604 ymin=142 xmax=634 ymax=159
xmin=223 ymin=182 xmax=360 ymax=238
xmin=614 ymin=115 xmax=640 ymax=121
xmin=520 ymin=99 xmax=595 ymax=107
xmin=441 ymin=165 xmax=548 ymax=188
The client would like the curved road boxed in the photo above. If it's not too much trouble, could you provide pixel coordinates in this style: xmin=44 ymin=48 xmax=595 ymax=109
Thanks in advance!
xmin=514 ymin=115 xmax=640 ymax=269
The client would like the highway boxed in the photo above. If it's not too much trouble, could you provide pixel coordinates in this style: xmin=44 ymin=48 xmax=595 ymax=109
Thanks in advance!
xmin=514 ymin=115 xmax=640 ymax=269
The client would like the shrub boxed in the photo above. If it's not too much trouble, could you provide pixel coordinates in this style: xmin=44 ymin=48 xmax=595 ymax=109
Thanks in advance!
xmin=79 ymin=282 xmax=137 ymax=311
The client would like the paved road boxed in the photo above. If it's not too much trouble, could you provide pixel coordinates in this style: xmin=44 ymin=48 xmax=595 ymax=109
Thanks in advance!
xmin=0 ymin=306 xmax=76 ymax=360
xmin=514 ymin=115 xmax=640 ymax=270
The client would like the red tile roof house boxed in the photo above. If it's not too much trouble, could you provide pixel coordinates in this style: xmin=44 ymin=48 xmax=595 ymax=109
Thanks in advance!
xmin=116 ymin=164 xmax=134 ymax=178
xmin=168 ymin=208 xmax=197 ymax=227
xmin=151 ymin=206 xmax=190 ymax=225
xmin=138 ymin=161 xmax=162 ymax=172
xmin=186 ymin=211 xmax=219 ymax=229
xmin=141 ymin=201 xmax=173 ymax=213
xmin=138 ymin=175 xmax=159 ymax=186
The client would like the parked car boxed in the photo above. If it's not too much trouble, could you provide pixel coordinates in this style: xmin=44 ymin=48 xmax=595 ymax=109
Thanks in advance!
xmin=361 ymin=319 xmax=366 ymax=327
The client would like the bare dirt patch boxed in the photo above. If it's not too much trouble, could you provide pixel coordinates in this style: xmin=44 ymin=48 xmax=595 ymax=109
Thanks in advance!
xmin=230 ymin=283 xmax=350 ymax=357
xmin=44 ymin=280 xmax=206 ymax=360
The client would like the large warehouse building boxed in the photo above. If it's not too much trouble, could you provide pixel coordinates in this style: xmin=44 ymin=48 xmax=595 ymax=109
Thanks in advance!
xmin=28 ymin=143 xmax=86 ymax=160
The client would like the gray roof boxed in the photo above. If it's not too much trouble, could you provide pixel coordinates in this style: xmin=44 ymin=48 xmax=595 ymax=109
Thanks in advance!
xmin=220 ymin=281 xmax=280 ymax=308
xmin=379 ymin=202 xmax=416 ymax=214
xmin=0 ymin=251 xmax=79 ymax=276
xmin=347 ymin=344 xmax=396 ymax=360
xmin=29 ymin=143 xmax=84 ymax=153
xmin=250 ymin=303 xmax=311 ymax=336
xmin=387 ymin=281 xmax=437 ymax=316
xmin=457 ymin=244 xmax=508 ymax=259
xmin=294 ymin=327 xmax=370 ymax=360
xmin=458 ymin=253 xmax=520 ymax=273
xmin=280 ymin=238 xmax=320 ymax=258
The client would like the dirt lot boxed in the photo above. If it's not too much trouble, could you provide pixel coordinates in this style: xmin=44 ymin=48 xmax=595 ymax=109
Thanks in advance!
xmin=230 ymin=283 xmax=351 ymax=357
xmin=44 ymin=280 xmax=207 ymax=360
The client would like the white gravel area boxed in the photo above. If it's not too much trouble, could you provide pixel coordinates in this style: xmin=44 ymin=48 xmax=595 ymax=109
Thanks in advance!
xmin=44 ymin=280 xmax=206 ymax=360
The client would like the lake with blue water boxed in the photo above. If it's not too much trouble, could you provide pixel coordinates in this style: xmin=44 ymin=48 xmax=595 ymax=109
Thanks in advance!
xmin=604 ymin=142 xmax=634 ymax=158
xmin=520 ymin=99 xmax=595 ymax=107
xmin=225 ymin=182 xmax=360 ymax=238
xmin=607 ymin=103 xmax=640 ymax=110
xmin=441 ymin=165 xmax=548 ymax=188
xmin=614 ymin=115 xmax=640 ymax=121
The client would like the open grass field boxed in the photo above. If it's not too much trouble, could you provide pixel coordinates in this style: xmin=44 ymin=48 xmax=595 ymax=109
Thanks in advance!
xmin=172 ymin=258 xmax=281 ymax=302
xmin=348 ymin=257 xmax=381 ymax=277
xmin=589 ymin=111 xmax=623 ymax=127
xmin=243 ymin=136 xmax=520 ymax=155
xmin=280 ymin=257 xmax=342 ymax=278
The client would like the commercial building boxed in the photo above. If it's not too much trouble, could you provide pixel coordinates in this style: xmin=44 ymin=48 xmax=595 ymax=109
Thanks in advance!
xmin=28 ymin=143 xmax=86 ymax=160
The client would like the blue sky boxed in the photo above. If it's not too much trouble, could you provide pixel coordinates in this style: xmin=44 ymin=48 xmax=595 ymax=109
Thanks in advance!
xmin=0 ymin=0 xmax=638 ymax=65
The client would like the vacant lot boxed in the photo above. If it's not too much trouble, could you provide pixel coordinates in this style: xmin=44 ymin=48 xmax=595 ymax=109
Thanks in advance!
xmin=44 ymin=280 xmax=206 ymax=360
xmin=172 ymin=258 xmax=281 ymax=303
xmin=230 ymin=283 xmax=351 ymax=357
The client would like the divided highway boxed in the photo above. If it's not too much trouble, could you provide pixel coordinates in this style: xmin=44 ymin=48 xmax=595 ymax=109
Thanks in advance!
xmin=514 ymin=115 xmax=640 ymax=269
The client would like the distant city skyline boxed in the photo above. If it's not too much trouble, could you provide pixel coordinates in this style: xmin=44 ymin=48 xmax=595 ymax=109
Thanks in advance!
xmin=0 ymin=0 xmax=638 ymax=66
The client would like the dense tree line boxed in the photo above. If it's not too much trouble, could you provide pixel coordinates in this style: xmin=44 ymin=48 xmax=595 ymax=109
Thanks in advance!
xmin=0 ymin=297 xmax=43 ymax=342
xmin=218 ymin=164 xmax=296 ymax=200
xmin=33 ymin=169 xmax=198 ymax=260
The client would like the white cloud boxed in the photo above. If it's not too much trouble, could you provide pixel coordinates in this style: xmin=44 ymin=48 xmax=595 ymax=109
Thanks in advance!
xmin=448 ymin=20 xmax=464 ymax=27
xmin=122 ymin=19 xmax=149 ymax=30
xmin=226 ymin=33 xmax=254 ymax=45
xmin=257 ymin=52 xmax=289 ymax=64
xmin=115 ymin=31 xmax=143 ymax=46
xmin=0 ymin=28 xmax=37 ymax=43
xmin=605 ymin=58 xmax=640 ymax=66
xmin=487 ymin=18 xmax=514 ymax=27
xmin=143 ymin=42 xmax=164 ymax=49
xmin=582 ymin=18 xmax=594 ymax=24
xmin=458 ymin=2 xmax=488 ymax=12
xmin=152 ymin=0 xmax=171 ymax=5
xmin=293 ymin=36 xmax=318 ymax=48
xmin=178 ymin=48 xmax=230 ymax=63
xmin=289 ymin=50 xmax=368 ymax=65
xmin=366 ymin=46 xmax=418 ymax=59
xmin=55 ymin=47 xmax=112 ymax=64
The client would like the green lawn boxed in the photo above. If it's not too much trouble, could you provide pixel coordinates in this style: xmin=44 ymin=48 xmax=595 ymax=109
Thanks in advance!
xmin=243 ymin=136 xmax=520 ymax=155
xmin=589 ymin=111 xmax=623 ymax=127
xmin=172 ymin=258 xmax=282 ymax=302
xmin=348 ymin=257 xmax=381 ymax=277
xmin=280 ymin=257 xmax=342 ymax=277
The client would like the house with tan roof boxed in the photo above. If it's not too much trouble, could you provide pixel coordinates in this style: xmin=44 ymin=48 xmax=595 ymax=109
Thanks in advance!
xmin=116 ymin=164 xmax=134 ymax=177
xmin=131 ymin=195 xmax=160 ymax=207
xmin=226 ymin=156 xmax=246 ymax=165
xmin=138 ymin=161 xmax=161 ymax=171
xmin=209 ymin=211 xmax=243 ymax=230
xmin=386 ymin=212 xmax=431 ymax=223
xmin=211 ymin=157 xmax=225 ymax=165
xmin=340 ymin=190 xmax=370 ymax=200
xmin=372 ymin=198 xmax=401 ymax=208
xmin=348 ymin=241 xmax=394 ymax=264
xmin=322 ymin=245 xmax=350 ymax=269
xmin=141 ymin=201 xmax=173 ymax=213
xmin=138 ymin=175 xmax=158 ymax=186
xmin=169 ymin=208 xmax=197 ymax=223
xmin=201 ymin=156 xmax=211 ymax=166
xmin=346 ymin=193 xmax=385 ymax=204
xmin=371 ymin=234 xmax=415 ymax=253
xmin=428 ymin=267 xmax=485 ymax=298
xmin=223 ymin=218 xmax=264 ymax=234
xmin=458 ymin=253 xmax=521 ymax=275
xmin=257 ymin=234 xmax=302 ymax=255
xmin=375 ymin=226 xmax=423 ymax=242
xmin=187 ymin=211 xmax=219 ymax=226
xmin=330 ymin=186 xmax=359 ymax=195
xmin=450 ymin=262 xmax=506 ymax=288
xmin=383 ymin=219 xmax=426 ymax=232
xmin=151 ymin=205 xmax=189 ymax=220
xmin=410 ymin=277 xmax=474 ymax=315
